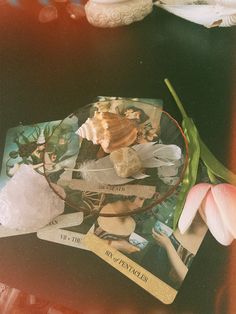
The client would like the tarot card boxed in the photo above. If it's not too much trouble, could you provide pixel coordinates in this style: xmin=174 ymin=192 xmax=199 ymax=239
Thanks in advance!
xmin=0 ymin=226 xmax=38 ymax=238
xmin=37 ymin=212 xmax=95 ymax=251
xmin=83 ymin=194 xmax=208 ymax=304
xmin=0 ymin=212 xmax=83 ymax=238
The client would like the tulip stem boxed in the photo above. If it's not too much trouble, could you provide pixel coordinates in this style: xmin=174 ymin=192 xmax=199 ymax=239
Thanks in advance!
xmin=164 ymin=78 xmax=188 ymax=119
xmin=164 ymin=78 xmax=236 ymax=229
xmin=165 ymin=78 xmax=236 ymax=186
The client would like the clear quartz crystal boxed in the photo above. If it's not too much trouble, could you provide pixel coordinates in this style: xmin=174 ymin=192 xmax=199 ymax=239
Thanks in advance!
xmin=0 ymin=165 xmax=64 ymax=231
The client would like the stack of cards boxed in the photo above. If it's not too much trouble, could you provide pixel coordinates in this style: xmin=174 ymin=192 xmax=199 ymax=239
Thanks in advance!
xmin=0 ymin=98 xmax=208 ymax=304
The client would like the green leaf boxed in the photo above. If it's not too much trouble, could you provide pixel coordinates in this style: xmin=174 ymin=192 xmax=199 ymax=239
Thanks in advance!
xmin=164 ymin=78 xmax=236 ymax=229
xmin=164 ymin=78 xmax=188 ymax=119
xmin=173 ymin=117 xmax=200 ymax=229
xmin=200 ymin=139 xmax=236 ymax=186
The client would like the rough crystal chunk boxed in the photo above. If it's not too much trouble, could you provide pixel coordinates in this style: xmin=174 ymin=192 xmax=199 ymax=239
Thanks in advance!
xmin=110 ymin=147 xmax=142 ymax=178
xmin=0 ymin=165 xmax=64 ymax=231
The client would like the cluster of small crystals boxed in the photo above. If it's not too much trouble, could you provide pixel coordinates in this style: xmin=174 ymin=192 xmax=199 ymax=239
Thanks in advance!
xmin=0 ymin=165 xmax=64 ymax=230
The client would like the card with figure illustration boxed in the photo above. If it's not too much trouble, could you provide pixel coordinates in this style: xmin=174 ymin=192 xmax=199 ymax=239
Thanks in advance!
xmin=83 ymin=193 xmax=208 ymax=304
xmin=0 ymin=120 xmax=61 ymax=189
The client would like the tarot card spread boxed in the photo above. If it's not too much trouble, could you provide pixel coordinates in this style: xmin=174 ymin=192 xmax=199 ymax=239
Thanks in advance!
xmin=38 ymin=97 xmax=166 ymax=250
xmin=43 ymin=97 xmax=185 ymax=214
xmin=38 ymin=97 xmax=207 ymax=303
xmin=0 ymin=97 xmax=209 ymax=303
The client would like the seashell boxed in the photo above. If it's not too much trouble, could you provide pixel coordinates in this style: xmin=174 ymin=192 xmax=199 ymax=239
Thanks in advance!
xmin=94 ymin=101 xmax=119 ymax=113
xmin=110 ymin=147 xmax=143 ymax=178
xmin=154 ymin=1 xmax=236 ymax=27
xmin=220 ymin=14 xmax=236 ymax=27
xmin=76 ymin=112 xmax=138 ymax=153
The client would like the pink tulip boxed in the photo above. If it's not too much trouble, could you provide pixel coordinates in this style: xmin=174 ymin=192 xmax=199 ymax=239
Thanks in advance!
xmin=178 ymin=183 xmax=236 ymax=246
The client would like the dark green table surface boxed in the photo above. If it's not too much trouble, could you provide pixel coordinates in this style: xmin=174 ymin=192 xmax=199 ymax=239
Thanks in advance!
xmin=0 ymin=3 xmax=236 ymax=313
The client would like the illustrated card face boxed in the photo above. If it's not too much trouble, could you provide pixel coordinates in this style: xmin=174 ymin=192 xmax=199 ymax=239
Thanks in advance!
xmin=0 ymin=121 xmax=61 ymax=189
xmin=83 ymin=194 xmax=208 ymax=304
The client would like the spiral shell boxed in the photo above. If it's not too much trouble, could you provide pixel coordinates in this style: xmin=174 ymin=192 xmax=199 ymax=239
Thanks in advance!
xmin=154 ymin=2 xmax=236 ymax=27
xmin=220 ymin=14 xmax=236 ymax=27
xmin=76 ymin=112 xmax=138 ymax=153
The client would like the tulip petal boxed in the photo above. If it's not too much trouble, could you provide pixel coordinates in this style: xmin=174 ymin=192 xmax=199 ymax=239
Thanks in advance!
xmin=211 ymin=184 xmax=236 ymax=238
xmin=178 ymin=183 xmax=211 ymax=233
xmin=200 ymin=191 xmax=234 ymax=245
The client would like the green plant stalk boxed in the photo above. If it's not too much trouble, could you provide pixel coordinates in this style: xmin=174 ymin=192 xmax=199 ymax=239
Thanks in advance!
xmin=164 ymin=78 xmax=236 ymax=229
xmin=165 ymin=78 xmax=236 ymax=185
xmin=164 ymin=79 xmax=188 ymax=119
xmin=200 ymin=139 xmax=236 ymax=186
xmin=173 ymin=117 xmax=200 ymax=229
